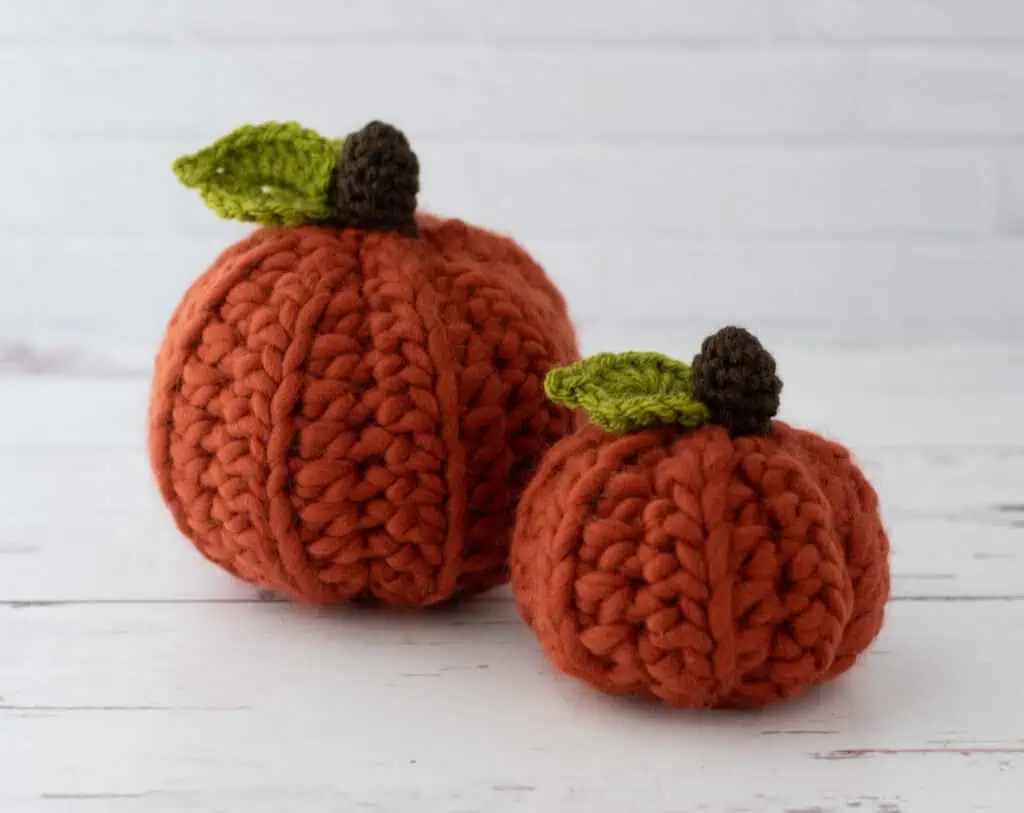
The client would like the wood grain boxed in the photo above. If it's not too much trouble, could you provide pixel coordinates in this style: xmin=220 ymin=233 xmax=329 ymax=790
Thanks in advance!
xmin=0 ymin=344 xmax=1021 ymax=811
xmin=0 ymin=601 xmax=1021 ymax=812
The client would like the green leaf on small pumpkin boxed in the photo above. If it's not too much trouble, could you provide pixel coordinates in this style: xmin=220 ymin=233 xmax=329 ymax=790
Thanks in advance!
xmin=172 ymin=122 xmax=340 ymax=226
xmin=544 ymin=351 xmax=710 ymax=434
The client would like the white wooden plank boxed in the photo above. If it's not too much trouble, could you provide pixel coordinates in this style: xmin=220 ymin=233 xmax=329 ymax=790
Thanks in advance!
xmin=773 ymin=0 xmax=1024 ymax=42
xmin=0 ymin=0 xmax=769 ymax=44
xmin=862 ymin=53 xmax=1024 ymax=136
xmin=0 ymin=142 xmax=993 ymax=241
xmin=180 ymin=0 xmax=769 ymax=44
xmin=0 ymin=601 xmax=1020 ymax=812
xmin=0 ymin=0 xmax=176 ymax=41
xmin=995 ymin=148 xmax=1024 ymax=234
xmin=14 ymin=46 xmax=1024 ymax=141
xmin=531 ymin=238 xmax=1024 ymax=341
xmin=6 ymin=238 xmax=1023 ymax=353
xmin=0 ymin=46 xmax=859 ymax=141
xmin=12 ymin=0 xmax=1024 ymax=47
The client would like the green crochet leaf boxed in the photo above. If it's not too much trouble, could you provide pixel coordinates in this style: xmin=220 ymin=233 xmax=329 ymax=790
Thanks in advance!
xmin=545 ymin=351 xmax=710 ymax=434
xmin=173 ymin=122 xmax=341 ymax=226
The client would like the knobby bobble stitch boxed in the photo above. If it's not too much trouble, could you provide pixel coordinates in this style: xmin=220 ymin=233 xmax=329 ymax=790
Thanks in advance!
xmin=333 ymin=121 xmax=419 ymax=236
xmin=150 ymin=119 xmax=579 ymax=608
xmin=511 ymin=327 xmax=890 ymax=708
xmin=692 ymin=326 xmax=781 ymax=437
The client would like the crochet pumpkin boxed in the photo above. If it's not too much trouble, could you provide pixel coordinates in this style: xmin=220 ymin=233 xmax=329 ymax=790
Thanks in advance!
xmin=149 ymin=120 xmax=578 ymax=607
xmin=511 ymin=327 xmax=889 ymax=708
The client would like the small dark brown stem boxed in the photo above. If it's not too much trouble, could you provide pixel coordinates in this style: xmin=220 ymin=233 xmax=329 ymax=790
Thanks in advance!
xmin=333 ymin=121 xmax=419 ymax=236
xmin=691 ymin=326 xmax=782 ymax=436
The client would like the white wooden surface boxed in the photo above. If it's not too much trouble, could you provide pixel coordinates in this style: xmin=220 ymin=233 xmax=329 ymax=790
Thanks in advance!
xmin=1 ymin=341 xmax=1022 ymax=812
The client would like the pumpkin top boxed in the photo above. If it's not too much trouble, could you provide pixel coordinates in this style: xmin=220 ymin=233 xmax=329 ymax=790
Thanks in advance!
xmin=172 ymin=119 xmax=420 ymax=235
xmin=544 ymin=326 xmax=782 ymax=436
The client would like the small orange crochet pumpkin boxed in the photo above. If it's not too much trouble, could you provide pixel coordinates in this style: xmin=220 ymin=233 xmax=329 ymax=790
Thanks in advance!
xmin=511 ymin=327 xmax=889 ymax=708
xmin=149 ymin=120 xmax=578 ymax=607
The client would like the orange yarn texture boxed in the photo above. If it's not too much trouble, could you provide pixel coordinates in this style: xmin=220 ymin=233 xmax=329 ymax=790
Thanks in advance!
xmin=149 ymin=215 xmax=578 ymax=607
xmin=511 ymin=421 xmax=890 ymax=708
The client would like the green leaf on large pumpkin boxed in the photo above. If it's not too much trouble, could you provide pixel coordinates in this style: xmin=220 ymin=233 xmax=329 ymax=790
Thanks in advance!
xmin=544 ymin=351 xmax=710 ymax=434
xmin=172 ymin=122 xmax=341 ymax=226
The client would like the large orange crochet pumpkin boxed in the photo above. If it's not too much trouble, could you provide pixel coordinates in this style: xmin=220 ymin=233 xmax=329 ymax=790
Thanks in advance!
xmin=149 ymin=120 xmax=578 ymax=607
xmin=511 ymin=328 xmax=889 ymax=708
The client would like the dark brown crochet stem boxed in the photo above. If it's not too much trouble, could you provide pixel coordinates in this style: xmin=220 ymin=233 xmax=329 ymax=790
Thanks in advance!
xmin=333 ymin=121 xmax=419 ymax=236
xmin=691 ymin=326 xmax=782 ymax=436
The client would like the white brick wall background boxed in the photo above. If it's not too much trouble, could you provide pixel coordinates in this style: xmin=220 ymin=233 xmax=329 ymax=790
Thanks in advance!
xmin=2 ymin=0 xmax=1024 ymax=371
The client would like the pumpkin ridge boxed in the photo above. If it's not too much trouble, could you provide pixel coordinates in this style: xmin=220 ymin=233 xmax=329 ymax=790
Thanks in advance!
xmin=261 ymin=246 xmax=344 ymax=602
xmin=421 ymin=217 xmax=579 ymax=595
xmin=148 ymin=230 xmax=320 ymax=599
xmin=275 ymin=228 xmax=378 ymax=603
xmin=369 ymin=231 xmax=467 ymax=603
